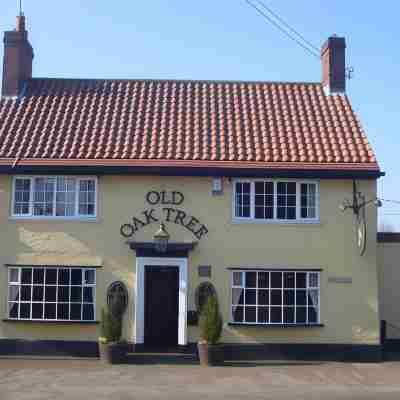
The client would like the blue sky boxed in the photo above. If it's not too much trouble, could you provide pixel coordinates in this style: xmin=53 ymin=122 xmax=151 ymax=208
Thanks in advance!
xmin=1 ymin=1 xmax=399 ymax=229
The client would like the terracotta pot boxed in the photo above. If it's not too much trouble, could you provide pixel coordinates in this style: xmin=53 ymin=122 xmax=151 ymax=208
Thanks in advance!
xmin=197 ymin=342 xmax=224 ymax=366
xmin=98 ymin=341 xmax=109 ymax=364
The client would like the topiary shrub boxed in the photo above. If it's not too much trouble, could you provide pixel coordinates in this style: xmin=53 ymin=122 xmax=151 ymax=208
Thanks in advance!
xmin=100 ymin=306 xmax=122 ymax=343
xmin=199 ymin=295 xmax=222 ymax=345
xmin=107 ymin=281 xmax=128 ymax=318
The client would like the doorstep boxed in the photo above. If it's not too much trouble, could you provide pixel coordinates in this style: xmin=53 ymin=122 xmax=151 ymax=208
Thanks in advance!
xmin=224 ymin=359 xmax=325 ymax=367
xmin=126 ymin=351 xmax=199 ymax=365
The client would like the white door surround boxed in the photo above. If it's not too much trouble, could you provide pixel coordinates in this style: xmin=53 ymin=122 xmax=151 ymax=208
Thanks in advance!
xmin=135 ymin=257 xmax=188 ymax=346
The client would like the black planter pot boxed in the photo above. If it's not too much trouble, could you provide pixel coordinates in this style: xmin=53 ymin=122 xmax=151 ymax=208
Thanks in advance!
xmin=108 ymin=342 xmax=129 ymax=364
xmin=197 ymin=342 xmax=224 ymax=366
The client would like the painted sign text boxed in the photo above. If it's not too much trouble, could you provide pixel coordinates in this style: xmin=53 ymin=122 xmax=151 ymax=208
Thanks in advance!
xmin=120 ymin=191 xmax=208 ymax=240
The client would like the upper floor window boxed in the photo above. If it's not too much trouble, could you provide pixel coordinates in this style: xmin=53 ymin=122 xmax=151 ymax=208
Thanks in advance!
xmin=233 ymin=180 xmax=318 ymax=222
xmin=12 ymin=176 xmax=97 ymax=219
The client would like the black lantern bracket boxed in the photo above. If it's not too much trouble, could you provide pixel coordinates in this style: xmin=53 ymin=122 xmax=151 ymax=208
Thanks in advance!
xmin=339 ymin=180 xmax=382 ymax=216
xmin=125 ymin=222 xmax=198 ymax=256
xmin=126 ymin=240 xmax=197 ymax=258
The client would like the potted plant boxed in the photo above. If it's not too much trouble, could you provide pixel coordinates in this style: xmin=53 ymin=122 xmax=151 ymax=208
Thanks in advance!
xmin=99 ymin=282 xmax=130 ymax=364
xmin=98 ymin=306 xmax=127 ymax=364
xmin=98 ymin=306 xmax=117 ymax=363
xmin=197 ymin=295 xmax=224 ymax=366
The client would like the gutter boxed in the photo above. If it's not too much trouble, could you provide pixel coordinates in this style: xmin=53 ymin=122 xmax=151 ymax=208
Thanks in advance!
xmin=0 ymin=164 xmax=385 ymax=179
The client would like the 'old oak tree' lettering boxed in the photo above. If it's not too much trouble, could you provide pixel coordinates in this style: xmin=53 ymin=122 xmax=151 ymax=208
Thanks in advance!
xmin=146 ymin=191 xmax=184 ymax=206
xmin=120 ymin=191 xmax=208 ymax=241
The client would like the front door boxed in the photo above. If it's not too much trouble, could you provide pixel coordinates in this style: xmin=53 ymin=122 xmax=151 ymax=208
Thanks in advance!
xmin=144 ymin=266 xmax=179 ymax=346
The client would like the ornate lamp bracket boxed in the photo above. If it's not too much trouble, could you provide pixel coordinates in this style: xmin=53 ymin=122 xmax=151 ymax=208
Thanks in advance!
xmin=339 ymin=180 xmax=382 ymax=216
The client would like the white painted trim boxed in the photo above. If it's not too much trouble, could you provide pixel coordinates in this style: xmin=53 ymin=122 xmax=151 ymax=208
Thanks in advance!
xmin=9 ymin=216 xmax=98 ymax=222
xmin=231 ymin=218 xmax=321 ymax=225
xmin=135 ymin=257 xmax=188 ymax=346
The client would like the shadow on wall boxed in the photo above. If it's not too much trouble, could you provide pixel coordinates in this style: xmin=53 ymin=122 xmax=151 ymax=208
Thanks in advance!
xmin=15 ymin=225 xmax=132 ymax=279
xmin=1 ymin=224 xmax=136 ymax=341
xmin=18 ymin=228 xmax=91 ymax=254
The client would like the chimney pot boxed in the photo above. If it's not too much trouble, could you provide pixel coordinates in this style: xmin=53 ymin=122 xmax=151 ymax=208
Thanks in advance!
xmin=321 ymin=36 xmax=346 ymax=94
xmin=16 ymin=15 xmax=26 ymax=32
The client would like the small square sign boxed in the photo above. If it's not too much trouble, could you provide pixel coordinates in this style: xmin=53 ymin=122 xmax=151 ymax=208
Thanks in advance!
xmin=198 ymin=265 xmax=211 ymax=278
xmin=212 ymin=178 xmax=223 ymax=195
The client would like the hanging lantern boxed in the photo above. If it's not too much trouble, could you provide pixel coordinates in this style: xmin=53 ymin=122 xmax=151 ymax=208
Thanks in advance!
xmin=153 ymin=223 xmax=170 ymax=253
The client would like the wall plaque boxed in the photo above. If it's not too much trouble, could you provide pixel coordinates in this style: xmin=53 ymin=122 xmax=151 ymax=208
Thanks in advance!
xmin=328 ymin=277 xmax=353 ymax=284
xmin=198 ymin=265 xmax=212 ymax=278
xmin=211 ymin=178 xmax=223 ymax=196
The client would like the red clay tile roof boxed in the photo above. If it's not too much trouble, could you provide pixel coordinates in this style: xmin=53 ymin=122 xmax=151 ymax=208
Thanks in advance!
xmin=0 ymin=78 xmax=380 ymax=173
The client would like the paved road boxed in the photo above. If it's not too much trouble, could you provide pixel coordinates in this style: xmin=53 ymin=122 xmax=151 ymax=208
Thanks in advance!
xmin=0 ymin=359 xmax=400 ymax=399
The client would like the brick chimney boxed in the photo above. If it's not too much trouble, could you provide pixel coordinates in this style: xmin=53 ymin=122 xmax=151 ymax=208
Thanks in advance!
xmin=2 ymin=14 xmax=34 ymax=98
xmin=321 ymin=36 xmax=346 ymax=94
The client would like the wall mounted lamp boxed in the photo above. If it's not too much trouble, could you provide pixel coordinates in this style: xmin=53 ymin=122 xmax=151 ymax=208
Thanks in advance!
xmin=153 ymin=223 xmax=170 ymax=253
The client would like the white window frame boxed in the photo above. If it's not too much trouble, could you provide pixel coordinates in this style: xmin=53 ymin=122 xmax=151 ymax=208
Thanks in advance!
xmin=230 ymin=269 xmax=320 ymax=326
xmin=7 ymin=266 xmax=97 ymax=322
xmin=232 ymin=178 xmax=319 ymax=224
xmin=11 ymin=176 xmax=98 ymax=220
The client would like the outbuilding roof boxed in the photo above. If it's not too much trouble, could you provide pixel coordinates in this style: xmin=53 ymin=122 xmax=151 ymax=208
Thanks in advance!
xmin=0 ymin=77 xmax=381 ymax=176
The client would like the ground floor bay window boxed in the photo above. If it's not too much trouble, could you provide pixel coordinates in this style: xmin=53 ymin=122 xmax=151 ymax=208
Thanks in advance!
xmin=231 ymin=270 xmax=320 ymax=325
xmin=7 ymin=266 xmax=96 ymax=321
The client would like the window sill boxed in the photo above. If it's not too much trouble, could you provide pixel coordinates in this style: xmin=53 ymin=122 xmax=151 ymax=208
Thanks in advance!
xmin=3 ymin=319 xmax=99 ymax=324
xmin=228 ymin=323 xmax=324 ymax=328
xmin=9 ymin=216 xmax=98 ymax=223
xmin=231 ymin=218 xmax=321 ymax=226
xmin=5 ymin=263 xmax=103 ymax=269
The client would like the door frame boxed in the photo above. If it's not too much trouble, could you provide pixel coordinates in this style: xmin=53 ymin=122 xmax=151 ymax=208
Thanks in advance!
xmin=135 ymin=257 xmax=188 ymax=346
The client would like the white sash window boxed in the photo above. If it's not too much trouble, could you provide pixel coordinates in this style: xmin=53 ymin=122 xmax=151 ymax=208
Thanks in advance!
xmin=12 ymin=176 xmax=97 ymax=219
xmin=233 ymin=179 xmax=319 ymax=223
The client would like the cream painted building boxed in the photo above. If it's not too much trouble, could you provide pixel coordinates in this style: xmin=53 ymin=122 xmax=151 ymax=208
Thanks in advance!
xmin=377 ymin=233 xmax=400 ymax=341
xmin=0 ymin=15 xmax=385 ymax=361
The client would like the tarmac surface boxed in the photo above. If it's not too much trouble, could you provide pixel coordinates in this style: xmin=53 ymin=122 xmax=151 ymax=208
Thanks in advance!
xmin=1 ymin=359 xmax=400 ymax=399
